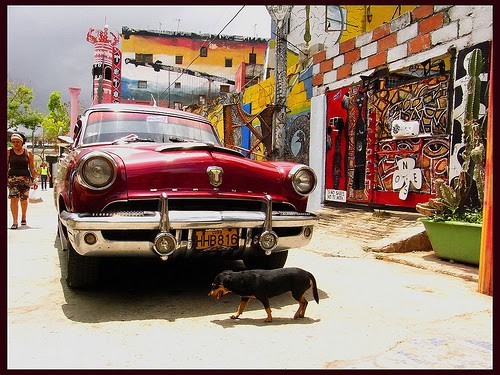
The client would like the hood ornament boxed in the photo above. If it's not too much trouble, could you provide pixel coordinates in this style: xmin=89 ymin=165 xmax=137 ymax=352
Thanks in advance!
xmin=207 ymin=166 xmax=224 ymax=187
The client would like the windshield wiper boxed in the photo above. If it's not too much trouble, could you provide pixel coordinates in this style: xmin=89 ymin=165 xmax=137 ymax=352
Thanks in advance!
xmin=132 ymin=137 xmax=155 ymax=142
xmin=112 ymin=134 xmax=155 ymax=144
xmin=168 ymin=136 xmax=188 ymax=142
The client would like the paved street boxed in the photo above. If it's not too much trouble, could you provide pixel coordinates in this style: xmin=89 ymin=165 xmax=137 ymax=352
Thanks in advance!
xmin=7 ymin=188 xmax=492 ymax=369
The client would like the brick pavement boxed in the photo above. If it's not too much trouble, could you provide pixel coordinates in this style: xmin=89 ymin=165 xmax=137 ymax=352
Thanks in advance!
xmin=308 ymin=204 xmax=479 ymax=283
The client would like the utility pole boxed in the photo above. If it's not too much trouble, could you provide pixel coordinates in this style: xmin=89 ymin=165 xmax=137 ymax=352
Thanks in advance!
xmin=267 ymin=5 xmax=292 ymax=160
xmin=174 ymin=18 xmax=181 ymax=33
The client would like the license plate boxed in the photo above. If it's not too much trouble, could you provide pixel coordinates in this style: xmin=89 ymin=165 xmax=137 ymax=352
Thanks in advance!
xmin=194 ymin=228 xmax=239 ymax=251
xmin=326 ymin=189 xmax=347 ymax=202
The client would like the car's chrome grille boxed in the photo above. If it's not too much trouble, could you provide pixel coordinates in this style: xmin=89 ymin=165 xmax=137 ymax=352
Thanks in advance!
xmin=80 ymin=211 xmax=156 ymax=217
xmin=103 ymin=199 xmax=297 ymax=213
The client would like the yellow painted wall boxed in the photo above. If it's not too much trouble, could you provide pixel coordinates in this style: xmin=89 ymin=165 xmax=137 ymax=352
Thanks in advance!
xmin=340 ymin=5 xmax=416 ymax=42
xmin=121 ymin=34 xmax=268 ymax=77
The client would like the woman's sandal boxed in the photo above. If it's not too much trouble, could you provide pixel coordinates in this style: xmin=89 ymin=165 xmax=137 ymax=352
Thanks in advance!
xmin=21 ymin=220 xmax=27 ymax=226
xmin=10 ymin=224 xmax=18 ymax=230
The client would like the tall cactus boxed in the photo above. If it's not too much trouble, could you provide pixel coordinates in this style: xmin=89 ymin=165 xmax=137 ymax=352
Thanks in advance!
xmin=463 ymin=48 xmax=486 ymax=207
xmin=417 ymin=47 xmax=487 ymax=222
xmin=465 ymin=49 xmax=482 ymax=123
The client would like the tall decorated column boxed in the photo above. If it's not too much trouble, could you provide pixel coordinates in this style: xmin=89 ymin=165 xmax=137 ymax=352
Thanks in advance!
xmin=68 ymin=87 xmax=81 ymax=138
xmin=86 ymin=25 xmax=121 ymax=104
xmin=267 ymin=5 xmax=293 ymax=160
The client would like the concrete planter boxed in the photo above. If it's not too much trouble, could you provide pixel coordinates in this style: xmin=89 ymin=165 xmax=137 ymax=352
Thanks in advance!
xmin=417 ymin=218 xmax=482 ymax=266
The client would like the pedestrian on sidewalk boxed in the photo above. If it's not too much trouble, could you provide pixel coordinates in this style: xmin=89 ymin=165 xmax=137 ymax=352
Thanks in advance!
xmin=39 ymin=162 xmax=50 ymax=190
xmin=7 ymin=133 xmax=38 ymax=229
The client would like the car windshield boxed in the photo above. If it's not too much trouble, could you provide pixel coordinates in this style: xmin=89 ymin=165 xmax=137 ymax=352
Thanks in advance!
xmin=81 ymin=111 xmax=221 ymax=145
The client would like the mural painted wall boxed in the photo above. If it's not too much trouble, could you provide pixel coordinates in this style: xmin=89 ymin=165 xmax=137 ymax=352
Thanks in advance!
xmin=327 ymin=69 xmax=450 ymax=208
xmin=313 ymin=5 xmax=492 ymax=209
xmin=120 ymin=28 xmax=268 ymax=108
xmin=200 ymin=5 xmax=492 ymax=211
xmin=284 ymin=6 xmax=416 ymax=55
xmin=231 ymin=57 xmax=315 ymax=162
xmin=324 ymin=54 xmax=463 ymax=208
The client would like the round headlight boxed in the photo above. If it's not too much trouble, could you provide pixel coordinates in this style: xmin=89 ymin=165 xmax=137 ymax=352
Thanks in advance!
xmin=78 ymin=152 xmax=117 ymax=190
xmin=290 ymin=165 xmax=317 ymax=196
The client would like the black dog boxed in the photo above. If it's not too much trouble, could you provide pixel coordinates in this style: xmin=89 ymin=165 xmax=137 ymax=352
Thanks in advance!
xmin=208 ymin=267 xmax=319 ymax=322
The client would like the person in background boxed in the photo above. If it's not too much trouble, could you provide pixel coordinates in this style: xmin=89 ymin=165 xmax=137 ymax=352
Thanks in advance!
xmin=7 ymin=133 xmax=38 ymax=229
xmin=40 ymin=162 xmax=50 ymax=190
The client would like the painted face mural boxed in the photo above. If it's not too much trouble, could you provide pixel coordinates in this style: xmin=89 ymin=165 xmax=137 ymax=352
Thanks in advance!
xmin=284 ymin=114 xmax=310 ymax=165
xmin=375 ymin=137 xmax=450 ymax=196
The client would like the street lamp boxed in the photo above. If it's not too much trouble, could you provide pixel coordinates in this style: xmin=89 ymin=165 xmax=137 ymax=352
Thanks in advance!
xmin=266 ymin=5 xmax=293 ymax=160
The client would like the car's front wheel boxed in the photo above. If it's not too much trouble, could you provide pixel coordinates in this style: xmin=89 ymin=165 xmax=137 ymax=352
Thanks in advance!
xmin=243 ymin=250 xmax=288 ymax=270
xmin=66 ymin=243 xmax=100 ymax=289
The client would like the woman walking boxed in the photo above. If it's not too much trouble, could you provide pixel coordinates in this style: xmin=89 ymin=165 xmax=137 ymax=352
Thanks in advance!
xmin=40 ymin=162 xmax=50 ymax=190
xmin=7 ymin=133 xmax=38 ymax=229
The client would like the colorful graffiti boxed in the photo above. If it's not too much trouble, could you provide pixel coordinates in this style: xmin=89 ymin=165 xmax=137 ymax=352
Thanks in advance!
xmin=369 ymin=75 xmax=451 ymax=206
xmin=284 ymin=113 xmax=310 ymax=164
xmin=324 ymin=42 xmax=493 ymax=209
xmin=371 ymin=75 xmax=449 ymax=138
xmin=375 ymin=136 xmax=449 ymax=196
xmin=336 ymin=72 xmax=452 ymax=207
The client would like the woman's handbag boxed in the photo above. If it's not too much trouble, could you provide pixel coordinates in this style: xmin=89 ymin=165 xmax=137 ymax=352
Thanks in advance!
xmin=28 ymin=187 xmax=43 ymax=203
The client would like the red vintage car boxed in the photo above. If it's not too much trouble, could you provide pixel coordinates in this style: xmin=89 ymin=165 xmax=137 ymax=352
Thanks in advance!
xmin=54 ymin=103 xmax=318 ymax=288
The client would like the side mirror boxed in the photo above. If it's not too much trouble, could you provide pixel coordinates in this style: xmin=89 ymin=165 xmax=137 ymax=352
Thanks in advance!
xmin=57 ymin=135 xmax=73 ymax=144
xmin=74 ymin=119 xmax=82 ymax=139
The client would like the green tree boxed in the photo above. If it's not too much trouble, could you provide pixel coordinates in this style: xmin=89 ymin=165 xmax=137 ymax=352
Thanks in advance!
xmin=42 ymin=91 xmax=70 ymax=142
xmin=7 ymin=82 xmax=44 ymax=135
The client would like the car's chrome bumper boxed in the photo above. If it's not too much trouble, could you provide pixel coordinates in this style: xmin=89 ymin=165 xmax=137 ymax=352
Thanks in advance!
xmin=60 ymin=193 xmax=318 ymax=259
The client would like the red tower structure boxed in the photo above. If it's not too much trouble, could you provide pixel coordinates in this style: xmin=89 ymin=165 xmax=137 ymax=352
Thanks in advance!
xmin=86 ymin=25 xmax=121 ymax=104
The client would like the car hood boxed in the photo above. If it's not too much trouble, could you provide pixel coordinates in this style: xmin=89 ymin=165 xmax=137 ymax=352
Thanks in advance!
xmin=101 ymin=143 xmax=290 ymax=201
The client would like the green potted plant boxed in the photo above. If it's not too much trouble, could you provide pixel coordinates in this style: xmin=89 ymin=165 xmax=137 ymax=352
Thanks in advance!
xmin=416 ymin=48 xmax=487 ymax=266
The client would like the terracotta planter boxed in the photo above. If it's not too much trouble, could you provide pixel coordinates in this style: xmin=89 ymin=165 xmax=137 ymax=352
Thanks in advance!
xmin=417 ymin=218 xmax=482 ymax=266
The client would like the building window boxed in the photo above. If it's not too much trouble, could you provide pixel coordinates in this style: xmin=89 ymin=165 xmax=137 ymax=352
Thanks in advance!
xmin=200 ymin=46 xmax=208 ymax=57
xmin=249 ymin=53 xmax=257 ymax=64
xmin=174 ymin=82 xmax=181 ymax=89
xmin=175 ymin=55 xmax=183 ymax=64
xmin=198 ymin=95 xmax=206 ymax=105
xmin=225 ymin=58 xmax=233 ymax=68
xmin=325 ymin=6 xmax=348 ymax=31
xmin=220 ymin=85 xmax=230 ymax=93
xmin=135 ymin=53 xmax=153 ymax=63
xmin=104 ymin=66 xmax=112 ymax=80
xmin=138 ymin=80 xmax=148 ymax=89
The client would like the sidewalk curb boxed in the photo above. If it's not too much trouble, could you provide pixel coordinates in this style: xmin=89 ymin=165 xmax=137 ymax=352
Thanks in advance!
xmin=375 ymin=251 xmax=479 ymax=283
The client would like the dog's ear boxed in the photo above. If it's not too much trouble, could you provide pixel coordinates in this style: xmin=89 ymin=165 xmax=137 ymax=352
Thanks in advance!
xmin=213 ymin=270 xmax=233 ymax=286
xmin=219 ymin=270 xmax=235 ymax=286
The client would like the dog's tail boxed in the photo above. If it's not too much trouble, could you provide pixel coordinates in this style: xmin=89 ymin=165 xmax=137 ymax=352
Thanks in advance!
xmin=309 ymin=272 xmax=319 ymax=304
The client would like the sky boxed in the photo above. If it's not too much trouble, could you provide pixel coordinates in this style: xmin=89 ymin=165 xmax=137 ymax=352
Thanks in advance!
xmin=7 ymin=5 xmax=272 ymax=114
